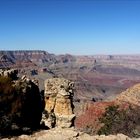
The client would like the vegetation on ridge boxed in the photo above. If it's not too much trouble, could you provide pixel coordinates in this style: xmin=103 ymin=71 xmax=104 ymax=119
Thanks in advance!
xmin=98 ymin=104 xmax=140 ymax=137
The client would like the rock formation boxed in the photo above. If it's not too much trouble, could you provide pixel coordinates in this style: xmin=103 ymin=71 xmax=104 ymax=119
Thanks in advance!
xmin=0 ymin=69 xmax=18 ymax=80
xmin=0 ymin=74 xmax=43 ymax=136
xmin=1 ymin=50 xmax=140 ymax=103
xmin=42 ymin=78 xmax=75 ymax=128
xmin=0 ymin=50 xmax=57 ymax=68
xmin=1 ymin=67 xmax=140 ymax=139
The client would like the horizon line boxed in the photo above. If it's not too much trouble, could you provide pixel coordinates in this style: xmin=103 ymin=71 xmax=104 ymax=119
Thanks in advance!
xmin=0 ymin=50 xmax=140 ymax=56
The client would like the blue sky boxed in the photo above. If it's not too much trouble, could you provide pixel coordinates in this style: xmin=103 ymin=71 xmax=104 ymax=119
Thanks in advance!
xmin=0 ymin=0 xmax=140 ymax=55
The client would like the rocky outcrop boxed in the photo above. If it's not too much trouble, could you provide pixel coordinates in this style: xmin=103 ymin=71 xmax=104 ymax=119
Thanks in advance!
xmin=0 ymin=75 xmax=43 ymax=136
xmin=42 ymin=78 xmax=75 ymax=128
xmin=0 ymin=75 xmax=75 ymax=137
xmin=0 ymin=69 xmax=18 ymax=80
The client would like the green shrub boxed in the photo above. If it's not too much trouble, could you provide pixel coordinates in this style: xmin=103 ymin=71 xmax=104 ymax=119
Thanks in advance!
xmin=98 ymin=104 xmax=140 ymax=137
xmin=98 ymin=105 xmax=126 ymax=135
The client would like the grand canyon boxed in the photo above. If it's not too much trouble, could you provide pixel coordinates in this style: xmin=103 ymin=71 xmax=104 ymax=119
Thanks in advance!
xmin=1 ymin=50 xmax=140 ymax=140
xmin=1 ymin=50 xmax=140 ymax=101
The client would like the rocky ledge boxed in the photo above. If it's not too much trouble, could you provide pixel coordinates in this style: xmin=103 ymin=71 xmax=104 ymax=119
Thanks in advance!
xmin=1 ymin=128 xmax=135 ymax=140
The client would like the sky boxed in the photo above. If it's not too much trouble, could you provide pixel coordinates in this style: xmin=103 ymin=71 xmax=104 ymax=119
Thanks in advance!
xmin=0 ymin=0 xmax=140 ymax=55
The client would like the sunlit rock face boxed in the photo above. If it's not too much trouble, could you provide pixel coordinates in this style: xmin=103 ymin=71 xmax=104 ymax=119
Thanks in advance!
xmin=116 ymin=83 xmax=140 ymax=106
xmin=42 ymin=78 xmax=75 ymax=128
